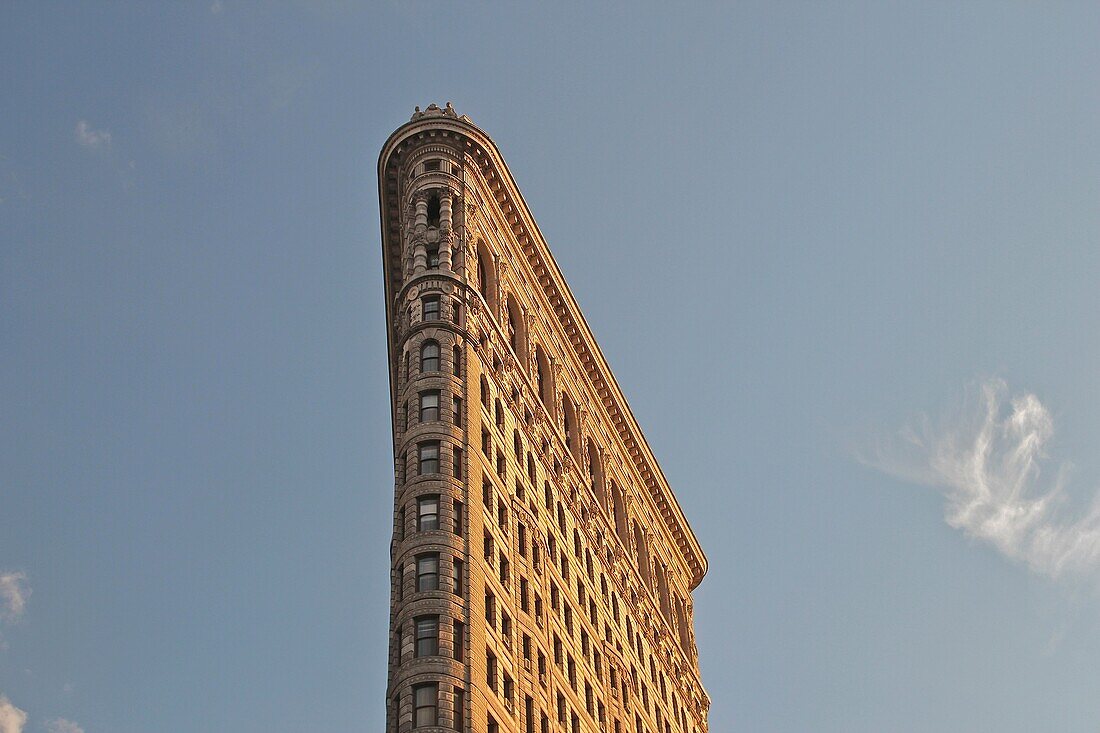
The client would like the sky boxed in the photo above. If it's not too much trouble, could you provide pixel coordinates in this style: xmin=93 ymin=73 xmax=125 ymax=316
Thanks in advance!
xmin=2 ymin=2 xmax=1100 ymax=732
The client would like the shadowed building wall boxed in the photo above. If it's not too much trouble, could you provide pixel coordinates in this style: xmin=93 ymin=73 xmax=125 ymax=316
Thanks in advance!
xmin=378 ymin=103 xmax=710 ymax=733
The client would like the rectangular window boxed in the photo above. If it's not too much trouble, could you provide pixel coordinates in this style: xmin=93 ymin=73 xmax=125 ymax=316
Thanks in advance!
xmin=452 ymin=558 xmax=463 ymax=595
xmin=415 ymin=616 xmax=439 ymax=657
xmin=485 ymin=590 xmax=496 ymax=626
xmin=453 ymin=500 xmax=464 ymax=534
xmin=454 ymin=688 xmax=464 ymax=731
xmin=420 ymin=390 xmax=440 ymax=422
xmin=452 ymin=345 xmax=461 ymax=376
xmin=416 ymin=554 xmax=439 ymax=592
xmin=418 ymin=441 xmax=440 ymax=475
xmin=452 ymin=396 xmax=462 ymax=425
xmin=486 ymin=649 xmax=498 ymax=689
xmin=417 ymin=495 xmax=439 ymax=531
xmin=413 ymin=683 xmax=438 ymax=727
xmin=427 ymin=247 xmax=440 ymax=269
xmin=453 ymin=620 xmax=465 ymax=662
xmin=422 ymin=296 xmax=441 ymax=321
xmin=453 ymin=447 xmax=463 ymax=479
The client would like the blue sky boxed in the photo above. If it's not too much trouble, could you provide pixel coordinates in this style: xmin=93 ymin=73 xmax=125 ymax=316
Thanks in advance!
xmin=3 ymin=3 xmax=1100 ymax=732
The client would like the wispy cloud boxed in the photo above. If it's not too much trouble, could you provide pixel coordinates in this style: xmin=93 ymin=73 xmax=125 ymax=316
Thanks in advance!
xmin=0 ymin=573 xmax=28 ymax=623
xmin=0 ymin=572 xmax=30 ymax=652
xmin=858 ymin=378 xmax=1100 ymax=580
xmin=74 ymin=120 xmax=111 ymax=151
xmin=45 ymin=719 xmax=83 ymax=733
xmin=0 ymin=695 xmax=27 ymax=733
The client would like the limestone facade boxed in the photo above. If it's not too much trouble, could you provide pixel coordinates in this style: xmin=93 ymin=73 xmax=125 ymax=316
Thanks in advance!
xmin=378 ymin=103 xmax=710 ymax=733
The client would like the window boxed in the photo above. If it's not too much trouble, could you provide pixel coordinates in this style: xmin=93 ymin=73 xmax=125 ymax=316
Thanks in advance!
xmin=452 ymin=396 xmax=463 ymax=426
xmin=427 ymin=195 xmax=441 ymax=227
xmin=418 ymin=442 xmax=440 ymax=474
xmin=452 ymin=558 xmax=464 ymax=595
xmin=453 ymin=447 xmax=463 ymax=479
xmin=427 ymin=247 xmax=440 ymax=269
xmin=420 ymin=391 xmax=440 ymax=422
xmin=416 ymin=554 xmax=439 ymax=592
xmin=452 ymin=345 xmax=461 ymax=376
xmin=422 ymin=296 xmax=441 ymax=321
xmin=415 ymin=616 xmax=439 ymax=657
xmin=421 ymin=341 xmax=440 ymax=372
xmin=417 ymin=495 xmax=439 ymax=531
xmin=454 ymin=688 xmax=464 ymax=731
xmin=486 ymin=649 xmax=498 ymax=689
xmin=453 ymin=620 xmax=465 ymax=662
xmin=453 ymin=500 xmax=464 ymax=534
xmin=413 ymin=683 xmax=438 ymax=727
xmin=424 ymin=160 xmax=441 ymax=172
xmin=485 ymin=590 xmax=496 ymax=626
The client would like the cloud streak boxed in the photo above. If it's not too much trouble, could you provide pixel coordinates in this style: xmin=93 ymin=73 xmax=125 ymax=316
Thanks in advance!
xmin=0 ymin=573 xmax=29 ymax=623
xmin=46 ymin=719 xmax=83 ymax=733
xmin=75 ymin=120 xmax=111 ymax=150
xmin=0 ymin=695 xmax=26 ymax=733
xmin=859 ymin=378 xmax=1100 ymax=581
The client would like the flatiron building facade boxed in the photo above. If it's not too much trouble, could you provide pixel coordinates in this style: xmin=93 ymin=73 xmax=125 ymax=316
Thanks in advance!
xmin=378 ymin=104 xmax=709 ymax=733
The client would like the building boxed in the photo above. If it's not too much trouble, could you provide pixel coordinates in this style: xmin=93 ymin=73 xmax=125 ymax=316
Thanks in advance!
xmin=378 ymin=103 xmax=710 ymax=733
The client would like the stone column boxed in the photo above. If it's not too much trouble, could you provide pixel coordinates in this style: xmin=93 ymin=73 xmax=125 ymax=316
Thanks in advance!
xmin=412 ymin=194 xmax=428 ymax=274
xmin=439 ymin=188 xmax=455 ymax=271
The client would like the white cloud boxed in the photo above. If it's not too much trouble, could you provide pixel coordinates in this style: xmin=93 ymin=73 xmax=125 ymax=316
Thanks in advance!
xmin=45 ymin=720 xmax=83 ymax=733
xmin=74 ymin=120 xmax=111 ymax=150
xmin=0 ymin=695 xmax=26 ymax=733
xmin=859 ymin=378 xmax=1100 ymax=580
xmin=0 ymin=573 xmax=29 ymax=623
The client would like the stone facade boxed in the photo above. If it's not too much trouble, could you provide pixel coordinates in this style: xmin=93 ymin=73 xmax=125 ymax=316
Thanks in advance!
xmin=378 ymin=104 xmax=709 ymax=733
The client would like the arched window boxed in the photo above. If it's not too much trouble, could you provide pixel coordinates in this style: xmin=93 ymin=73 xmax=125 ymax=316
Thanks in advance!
xmin=535 ymin=346 xmax=551 ymax=407
xmin=505 ymin=296 xmax=525 ymax=363
xmin=474 ymin=240 xmax=497 ymax=313
xmin=631 ymin=520 xmax=651 ymax=582
xmin=507 ymin=306 xmax=518 ymax=354
xmin=420 ymin=340 xmax=440 ymax=372
xmin=561 ymin=395 xmax=580 ymax=457
xmin=675 ymin=598 xmax=690 ymax=652
xmin=656 ymin=563 xmax=672 ymax=618
xmin=611 ymin=481 xmax=629 ymax=547
xmin=587 ymin=442 xmax=605 ymax=508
